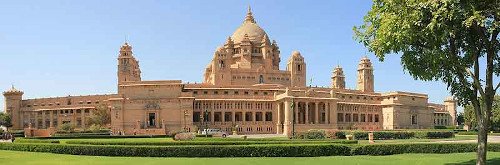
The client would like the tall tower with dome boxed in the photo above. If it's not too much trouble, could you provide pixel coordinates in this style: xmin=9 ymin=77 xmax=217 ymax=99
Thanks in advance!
xmin=203 ymin=6 xmax=306 ymax=87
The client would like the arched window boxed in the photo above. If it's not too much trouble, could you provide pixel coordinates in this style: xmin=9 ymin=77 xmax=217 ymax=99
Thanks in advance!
xmin=259 ymin=75 xmax=264 ymax=84
xmin=297 ymin=64 xmax=302 ymax=71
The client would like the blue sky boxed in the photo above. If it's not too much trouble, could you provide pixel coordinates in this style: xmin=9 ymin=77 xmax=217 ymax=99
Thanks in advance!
xmin=0 ymin=1 xmax=463 ymax=111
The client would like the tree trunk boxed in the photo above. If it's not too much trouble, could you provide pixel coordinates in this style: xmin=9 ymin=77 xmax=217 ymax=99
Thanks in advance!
xmin=476 ymin=113 xmax=488 ymax=165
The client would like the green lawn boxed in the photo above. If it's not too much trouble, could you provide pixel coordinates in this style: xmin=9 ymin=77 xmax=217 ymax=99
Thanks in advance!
xmin=1 ymin=150 xmax=499 ymax=165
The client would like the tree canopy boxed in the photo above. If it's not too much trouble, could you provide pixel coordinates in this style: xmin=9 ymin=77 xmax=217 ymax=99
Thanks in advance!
xmin=354 ymin=0 xmax=499 ymax=164
xmin=0 ymin=112 xmax=12 ymax=128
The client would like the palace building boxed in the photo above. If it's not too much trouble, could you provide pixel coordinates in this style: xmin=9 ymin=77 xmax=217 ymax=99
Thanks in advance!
xmin=3 ymin=7 xmax=457 ymax=137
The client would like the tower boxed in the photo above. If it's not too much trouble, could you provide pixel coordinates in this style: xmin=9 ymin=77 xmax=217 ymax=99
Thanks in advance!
xmin=356 ymin=56 xmax=374 ymax=92
xmin=287 ymin=51 xmax=306 ymax=87
xmin=117 ymin=42 xmax=141 ymax=85
xmin=444 ymin=97 xmax=457 ymax=126
xmin=331 ymin=65 xmax=345 ymax=89
xmin=3 ymin=85 xmax=24 ymax=129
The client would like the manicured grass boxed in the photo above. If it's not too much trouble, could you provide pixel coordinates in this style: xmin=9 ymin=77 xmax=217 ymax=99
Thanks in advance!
xmin=1 ymin=150 xmax=500 ymax=165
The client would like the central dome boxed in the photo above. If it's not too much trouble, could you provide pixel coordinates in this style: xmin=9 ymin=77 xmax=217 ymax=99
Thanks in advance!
xmin=230 ymin=7 xmax=270 ymax=44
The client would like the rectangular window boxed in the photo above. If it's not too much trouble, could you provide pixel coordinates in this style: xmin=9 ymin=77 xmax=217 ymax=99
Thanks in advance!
xmin=374 ymin=114 xmax=379 ymax=122
xmin=345 ymin=114 xmax=351 ymax=122
xmin=353 ymin=114 xmax=359 ymax=122
xmin=265 ymin=112 xmax=273 ymax=121
xmin=148 ymin=113 xmax=156 ymax=127
xmin=368 ymin=114 xmax=373 ymax=122
xmin=193 ymin=112 xmax=200 ymax=122
xmin=411 ymin=115 xmax=417 ymax=125
xmin=361 ymin=114 xmax=366 ymax=122
xmin=337 ymin=113 xmax=344 ymax=122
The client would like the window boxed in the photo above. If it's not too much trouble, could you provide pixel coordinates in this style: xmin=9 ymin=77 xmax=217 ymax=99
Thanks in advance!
xmin=224 ymin=91 xmax=229 ymax=95
xmin=203 ymin=91 xmax=208 ymax=94
xmin=337 ymin=113 xmax=344 ymax=122
xmin=234 ymin=91 xmax=239 ymax=95
xmin=353 ymin=114 xmax=359 ymax=122
xmin=297 ymin=64 xmax=302 ymax=71
xmin=193 ymin=91 xmax=198 ymax=95
xmin=368 ymin=114 xmax=373 ymax=122
xmin=148 ymin=113 xmax=156 ymax=127
xmin=265 ymin=112 xmax=273 ymax=121
xmin=374 ymin=114 xmax=379 ymax=122
xmin=345 ymin=114 xmax=351 ymax=122
xmin=411 ymin=115 xmax=417 ymax=125
xmin=193 ymin=112 xmax=200 ymax=122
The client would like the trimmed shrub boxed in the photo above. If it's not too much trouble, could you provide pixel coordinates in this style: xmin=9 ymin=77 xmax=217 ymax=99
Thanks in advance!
xmin=15 ymin=139 xmax=60 ymax=144
xmin=65 ymin=139 xmax=358 ymax=146
xmin=0 ymin=143 xmax=352 ymax=157
xmin=173 ymin=133 xmax=195 ymax=141
xmin=341 ymin=130 xmax=452 ymax=140
xmin=27 ymin=135 xmax=169 ymax=139
xmin=195 ymin=134 xmax=213 ymax=137
xmin=294 ymin=130 xmax=326 ymax=139
xmin=335 ymin=131 xmax=346 ymax=139
xmin=414 ymin=131 xmax=454 ymax=139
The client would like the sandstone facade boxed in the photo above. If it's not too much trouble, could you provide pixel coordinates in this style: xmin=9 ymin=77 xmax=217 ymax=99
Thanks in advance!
xmin=3 ymin=7 xmax=456 ymax=137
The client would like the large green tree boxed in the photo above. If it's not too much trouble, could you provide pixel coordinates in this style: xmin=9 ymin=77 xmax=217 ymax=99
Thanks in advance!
xmin=354 ymin=0 xmax=499 ymax=164
xmin=86 ymin=104 xmax=111 ymax=127
xmin=0 ymin=112 xmax=12 ymax=131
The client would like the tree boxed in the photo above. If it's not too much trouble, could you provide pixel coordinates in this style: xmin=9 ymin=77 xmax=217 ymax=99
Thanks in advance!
xmin=86 ymin=104 xmax=111 ymax=127
xmin=457 ymin=112 xmax=465 ymax=126
xmin=354 ymin=1 xmax=499 ymax=164
xmin=465 ymin=96 xmax=500 ymax=131
xmin=0 ymin=112 xmax=12 ymax=131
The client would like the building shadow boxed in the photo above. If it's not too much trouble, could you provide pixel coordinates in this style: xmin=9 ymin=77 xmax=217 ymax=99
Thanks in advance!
xmin=445 ymin=158 xmax=500 ymax=165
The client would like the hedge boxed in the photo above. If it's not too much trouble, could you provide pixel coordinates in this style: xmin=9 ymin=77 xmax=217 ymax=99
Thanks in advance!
xmin=64 ymin=140 xmax=358 ymax=146
xmin=338 ymin=131 xmax=454 ymax=140
xmin=27 ymin=135 xmax=170 ymax=139
xmin=15 ymin=139 xmax=60 ymax=144
xmin=0 ymin=143 xmax=351 ymax=157
xmin=1 ymin=142 xmax=500 ymax=157
xmin=352 ymin=143 xmax=500 ymax=155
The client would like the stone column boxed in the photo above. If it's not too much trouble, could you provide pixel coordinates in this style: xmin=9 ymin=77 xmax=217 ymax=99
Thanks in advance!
xmin=283 ymin=100 xmax=292 ymax=136
xmin=294 ymin=102 xmax=299 ymax=124
xmin=81 ymin=109 xmax=86 ymax=129
xmin=221 ymin=111 xmax=225 ymax=123
xmin=305 ymin=102 xmax=309 ymax=124
xmin=232 ymin=111 xmax=236 ymax=123
xmin=326 ymin=102 xmax=330 ymax=124
xmin=42 ymin=111 xmax=46 ymax=129
xmin=210 ymin=111 xmax=215 ymax=124
xmin=252 ymin=111 xmax=256 ymax=124
xmin=49 ymin=111 xmax=54 ymax=128
xmin=276 ymin=102 xmax=282 ymax=134
xmin=315 ymin=102 xmax=319 ymax=124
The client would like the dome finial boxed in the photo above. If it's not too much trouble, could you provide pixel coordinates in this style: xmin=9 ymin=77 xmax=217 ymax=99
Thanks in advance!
xmin=244 ymin=5 xmax=256 ymax=24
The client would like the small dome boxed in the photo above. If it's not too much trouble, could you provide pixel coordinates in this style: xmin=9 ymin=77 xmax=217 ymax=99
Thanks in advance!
xmin=291 ymin=51 xmax=303 ymax=58
xmin=230 ymin=6 xmax=270 ymax=44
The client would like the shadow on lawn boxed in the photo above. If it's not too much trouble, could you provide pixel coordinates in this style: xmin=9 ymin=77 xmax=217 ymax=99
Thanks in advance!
xmin=445 ymin=158 xmax=500 ymax=165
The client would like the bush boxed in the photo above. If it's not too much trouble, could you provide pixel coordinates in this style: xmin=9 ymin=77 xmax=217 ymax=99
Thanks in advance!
xmin=58 ymin=123 xmax=75 ymax=133
xmin=335 ymin=131 xmax=346 ymax=139
xmin=339 ymin=130 xmax=452 ymax=140
xmin=195 ymin=134 xmax=213 ymax=137
xmin=414 ymin=131 xmax=454 ymax=139
xmin=15 ymin=139 xmax=60 ymax=144
xmin=0 ymin=143 xmax=352 ymax=157
xmin=65 ymin=139 xmax=358 ymax=146
xmin=173 ymin=132 xmax=195 ymax=141
xmin=352 ymin=143 xmax=500 ymax=155
xmin=27 ymin=135 xmax=169 ymax=139
xmin=294 ymin=130 xmax=326 ymax=139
